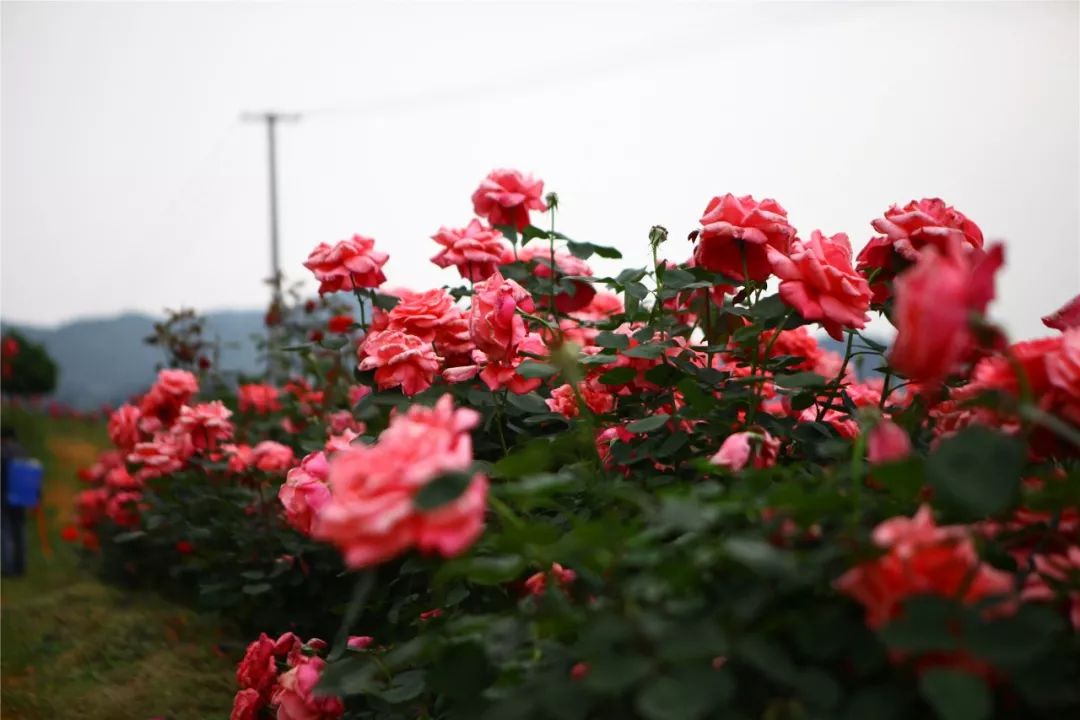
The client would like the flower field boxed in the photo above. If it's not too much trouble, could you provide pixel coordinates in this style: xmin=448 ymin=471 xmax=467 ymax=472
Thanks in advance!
xmin=70 ymin=171 xmax=1079 ymax=720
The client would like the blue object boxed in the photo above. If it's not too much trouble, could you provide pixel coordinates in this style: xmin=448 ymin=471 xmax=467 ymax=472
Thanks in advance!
xmin=5 ymin=458 xmax=44 ymax=508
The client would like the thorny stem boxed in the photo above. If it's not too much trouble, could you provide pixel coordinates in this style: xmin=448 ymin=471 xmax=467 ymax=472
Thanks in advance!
xmin=747 ymin=309 xmax=794 ymax=424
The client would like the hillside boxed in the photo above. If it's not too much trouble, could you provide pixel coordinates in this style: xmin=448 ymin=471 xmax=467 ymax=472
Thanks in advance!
xmin=1 ymin=310 xmax=265 ymax=410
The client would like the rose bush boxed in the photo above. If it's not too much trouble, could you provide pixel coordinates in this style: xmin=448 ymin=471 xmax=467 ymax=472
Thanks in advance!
xmin=71 ymin=174 xmax=1079 ymax=720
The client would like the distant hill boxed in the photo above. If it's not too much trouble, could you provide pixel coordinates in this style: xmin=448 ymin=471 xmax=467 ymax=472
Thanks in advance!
xmin=1 ymin=310 xmax=266 ymax=410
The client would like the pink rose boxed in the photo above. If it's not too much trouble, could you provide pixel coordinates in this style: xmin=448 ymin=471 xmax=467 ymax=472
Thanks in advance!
xmin=857 ymin=198 xmax=984 ymax=303
xmin=1046 ymin=328 xmax=1080 ymax=424
xmin=238 ymin=383 xmax=281 ymax=414
xmin=315 ymin=395 xmax=487 ymax=568
xmin=385 ymin=289 xmax=472 ymax=356
xmin=272 ymin=656 xmax=344 ymax=720
xmin=888 ymin=242 xmax=1004 ymax=389
xmin=471 ymin=169 xmax=547 ymax=231
xmin=176 ymin=401 xmax=234 ymax=451
xmin=139 ymin=369 xmax=199 ymax=426
xmin=1043 ymin=295 xmax=1080 ymax=331
xmin=128 ymin=429 xmax=194 ymax=479
xmin=224 ymin=443 xmax=255 ymax=473
xmin=108 ymin=404 xmax=142 ymax=451
xmin=347 ymin=635 xmax=374 ymax=650
xmin=431 ymin=219 xmax=514 ymax=281
xmin=104 ymin=466 xmax=141 ymax=491
xmin=710 ymin=431 xmax=780 ymax=471
xmin=348 ymin=385 xmax=371 ymax=407
xmin=304 ymin=234 xmax=388 ymax=293
xmin=476 ymin=333 xmax=548 ymax=395
xmin=693 ymin=194 xmax=796 ymax=282
xmin=252 ymin=441 xmax=296 ymax=474
xmin=357 ymin=329 xmax=441 ymax=397
xmin=236 ymin=633 xmax=278 ymax=701
xmin=279 ymin=452 xmax=332 ymax=535
xmin=230 ymin=688 xmax=264 ymax=720
xmin=469 ymin=270 xmax=535 ymax=362
xmin=546 ymin=381 xmax=615 ymax=418
xmin=768 ymin=231 xmax=872 ymax=341
xmin=867 ymin=419 xmax=911 ymax=465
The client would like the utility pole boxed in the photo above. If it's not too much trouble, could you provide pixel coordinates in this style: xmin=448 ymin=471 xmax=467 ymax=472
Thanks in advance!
xmin=242 ymin=111 xmax=300 ymax=379
xmin=241 ymin=111 xmax=300 ymax=305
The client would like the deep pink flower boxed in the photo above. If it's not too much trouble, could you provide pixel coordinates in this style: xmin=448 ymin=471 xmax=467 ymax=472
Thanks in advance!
xmin=236 ymin=634 xmax=278 ymax=702
xmin=694 ymin=194 xmax=796 ymax=282
xmin=570 ymin=290 xmax=624 ymax=322
xmin=176 ymin=401 xmax=234 ymax=451
xmin=108 ymin=404 xmax=143 ymax=451
xmin=1043 ymin=295 xmax=1080 ymax=331
xmin=347 ymin=635 xmax=374 ymax=650
xmin=471 ymin=169 xmax=547 ymax=231
xmin=304 ymin=234 xmax=388 ymax=293
xmin=230 ymin=688 xmax=264 ymax=720
xmin=357 ymin=329 xmax=441 ymax=397
xmin=836 ymin=506 xmax=1015 ymax=631
xmin=475 ymin=333 xmax=548 ymax=395
xmin=546 ymin=381 xmax=615 ymax=418
xmin=857 ymin=198 xmax=984 ymax=303
xmin=768 ymin=231 xmax=872 ymax=341
xmin=272 ymin=656 xmax=344 ymax=720
xmin=469 ymin=270 xmax=535 ymax=362
xmin=525 ymin=562 xmax=577 ymax=597
xmin=889 ymin=242 xmax=1004 ymax=389
xmin=327 ymin=314 xmax=354 ymax=334
xmin=251 ymin=441 xmax=296 ymax=474
xmin=315 ymin=395 xmax=487 ymax=568
xmin=1021 ymin=547 xmax=1080 ymax=630
xmin=139 ymin=369 xmax=199 ymax=427
xmin=238 ymin=383 xmax=281 ymax=414
xmin=279 ymin=452 xmax=332 ymax=535
xmin=710 ymin=431 xmax=780 ymax=471
xmin=385 ymin=289 xmax=472 ymax=356
xmin=867 ymin=419 xmax=911 ymax=465
xmin=431 ymin=219 xmax=514 ymax=281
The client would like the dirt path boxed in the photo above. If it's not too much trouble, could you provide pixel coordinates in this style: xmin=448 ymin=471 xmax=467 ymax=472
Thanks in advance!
xmin=1 ymin=412 xmax=235 ymax=720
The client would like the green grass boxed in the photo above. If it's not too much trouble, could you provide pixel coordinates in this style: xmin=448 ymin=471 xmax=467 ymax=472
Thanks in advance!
xmin=1 ymin=407 xmax=236 ymax=719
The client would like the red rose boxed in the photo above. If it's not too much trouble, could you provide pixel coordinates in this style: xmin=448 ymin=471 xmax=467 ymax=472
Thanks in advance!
xmin=694 ymin=194 xmax=795 ymax=282
xmin=471 ymin=169 xmax=547 ymax=231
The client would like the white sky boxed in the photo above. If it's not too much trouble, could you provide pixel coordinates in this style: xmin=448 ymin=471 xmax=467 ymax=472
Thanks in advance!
xmin=2 ymin=1 xmax=1078 ymax=340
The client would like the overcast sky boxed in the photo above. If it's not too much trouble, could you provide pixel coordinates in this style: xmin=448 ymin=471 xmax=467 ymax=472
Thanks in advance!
xmin=2 ymin=1 xmax=1078 ymax=340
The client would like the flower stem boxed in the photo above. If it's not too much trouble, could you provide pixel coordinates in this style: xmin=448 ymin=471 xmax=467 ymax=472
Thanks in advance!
xmin=816 ymin=331 xmax=855 ymax=422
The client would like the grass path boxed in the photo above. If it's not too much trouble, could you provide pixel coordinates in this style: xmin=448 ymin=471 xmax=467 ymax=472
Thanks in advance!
xmin=1 ymin=411 xmax=235 ymax=719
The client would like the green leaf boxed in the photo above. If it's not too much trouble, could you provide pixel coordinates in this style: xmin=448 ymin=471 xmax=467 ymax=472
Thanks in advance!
xmin=505 ymin=392 xmax=550 ymax=414
xmin=724 ymin=538 xmax=796 ymax=578
xmin=750 ymin=294 xmax=789 ymax=321
xmin=774 ymin=371 xmax=827 ymax=389
xmin=919 ymin=668 xmax=991 ymax=720
xmin=376 ymin=669 xmax=426 ymax=704
xmin=584 ymin=654 xmax=653 ymax=694
xmin=594 ymin=332 xmax=630 ymax=350
xmin=625 ymin=281 xmax=649 ymax=300
xmin=413 ymin=471 xmax=472 ymax=511
xmin=463 ymin=555 xmax=524 ymax=585
xmin=566 ymin=239 xmax=623 ymax=260
xmin=626 ymin=414 xmax=670 ymax=434
xmin=515 ymin=361 xmax=558 ymax=379
xmin=112 ymin=530 xmax=146 ymax=544
xmin=927 ymin=426 xmax=1023 ymax=519
xmin=636 ymin=668 xmax=728 ymax=720
xmin=623 ymin=344 xmax=666 ymax=360
xmin=599 ymin=367 xmax=636 ymax=385
xmin=879 ymin=595 xmax=961 ymax=654
xmin=242 ymin=583 xmax=272 ymax=595
xmin=661 ymin=268 xmax=697 ymax=290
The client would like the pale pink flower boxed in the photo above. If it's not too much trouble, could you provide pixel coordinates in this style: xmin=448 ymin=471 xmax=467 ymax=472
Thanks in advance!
xmin=469 ymin=270 xmax=535 ymax=362
xmin=431 ymin=219 xmax=514 ymax=281
xmin=304 ymin=234 xmax=388 ymax=293
xmin=471 ymin=169 xmax=547 ymax=230
xmin=710 ymin=431 xmax=780 ymax=471
xmin=357 ymin=329 xmax=441 ymax=396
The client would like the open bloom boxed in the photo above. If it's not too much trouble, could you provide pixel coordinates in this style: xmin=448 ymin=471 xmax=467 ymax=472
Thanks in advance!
xmin=889 ymin=242 xmax=1004 ymax=389
xmin=1021 ymin=547 xmax=1080 ymax=630
xmin=251 ymin=441 xmax=296 ymax=474
xmin=385 ymin=289 xmax=472 ymax=356
xmin=272 ymin=656 xmax=345 ymax=720
xmin=768 ymin=231 xmax=871 ymax=341
xmin=108 ymin=404 xmax=143 ymax=451
xmin=279 ymin=452 xmax=332 ymax=535
xmin=710 ymin=431 xmax=780 ymax=471
xmin=235 ymin=633 xmax=278 ymax=703
xmin=238 ymin=383 xmax=281 ymax=414
xmin=693 ymin=194 xmax=796 ymax=282
xmin=139 ymin=369 xmax=199 ymax=427
xmin=176 ymin=401 xmax=234 ymax=451
xmin=358 ymin=329 xmax=441 ymax=396
xmin=469 ymin=270 xmax=535 ymax=362
xmin=304 ymin=234 xmax=388 ymax=293
xmin=471 ymin=169 xmax=547 ymax=230
xmin=431 ymin=219 xmax=513 ymax=281
xmin=315 ymin=395 xmax=487 ymax=568
xmin=867 ymin=419 xmax=911 ymax=465
xmin=836 ymin=506 xmax=1015 ymax=630
xmin=857 ymin=198 xmax=984 ymax=303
